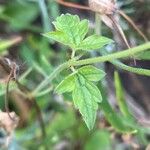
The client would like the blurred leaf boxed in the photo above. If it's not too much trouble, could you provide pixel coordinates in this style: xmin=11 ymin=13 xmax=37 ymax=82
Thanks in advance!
xmin=99 ymin=84 xmax=136 ymax=133
xmin=114 ymin=71 xmax=132 ymax=118
xmin=48 ymin=0 xmax=60 ymax=19
xmin=0 ymin=37 xmax=21 ymax=53
xmin=45 ymin=108 xmax=76 ymax=144
xmin=3 ymin=1 xmax=39 ymax=30
xmin=20 ymin=43 xmax=35 ymax=65
xmin=84 ymin=130 xmax=111 ymax=150
xmin=77 ymin=34 xmax=113 ymax=51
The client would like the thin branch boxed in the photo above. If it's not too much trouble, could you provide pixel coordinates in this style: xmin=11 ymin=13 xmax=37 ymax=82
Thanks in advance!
xmin=119 ymin=10 xmax=148 ymax=42
xmin=56 ymin=0 xmax=90 ymax=10
xmin=5 ymin=63 xmax=16 ymax=121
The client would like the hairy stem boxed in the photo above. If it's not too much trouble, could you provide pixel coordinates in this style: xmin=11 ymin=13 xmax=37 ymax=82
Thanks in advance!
xmin=33 ymin=42 xmax=150 ymax=94
xmin=112 ymin=60 xmax=150 ymax=76
xmin=70 ymin=42 xmax=150 ymax=66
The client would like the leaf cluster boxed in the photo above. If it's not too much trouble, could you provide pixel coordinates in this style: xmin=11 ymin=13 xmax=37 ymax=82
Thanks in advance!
xmin=44 ymin=14 xmax=113 ymax=51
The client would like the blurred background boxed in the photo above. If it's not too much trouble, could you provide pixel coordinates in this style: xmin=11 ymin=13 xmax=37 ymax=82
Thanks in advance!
xmin=0 ymin=0 xmax=150 ymax=150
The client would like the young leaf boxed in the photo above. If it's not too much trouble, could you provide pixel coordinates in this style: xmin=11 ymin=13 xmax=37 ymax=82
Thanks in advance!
xmin=44 ymin=14 xmax=112 ymax=51
xmin=53 ymin=14 xmax=88 ymax=42
xmin=79 ymin=65 xmax=106 ymax=82
xmin=52 ymin=14 xmax=80 ymax=31
xmin=72 ymin=74 xmax=102 ymax=130
xmin=76 ymin=34 xmax=113 ymax=51
xmin=52 ymin=14 xmax=89 ymax=49
xmin=55 ymin=65 xmax=104 ymax=130
xmin=55 ymin=73 xmax=76 ymax=94
xmin=43 ymin=31 xmax=72 ymax=47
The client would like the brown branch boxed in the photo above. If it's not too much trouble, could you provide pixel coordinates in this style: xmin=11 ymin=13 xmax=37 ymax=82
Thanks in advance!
xmin=16 ymin=80 xmax=47 ymax=139
xmin=0 ymin=57 xmax=47 ymax=147
xmin=119 ymin=10 xmax=148 ymax=42
xmin=56 ymin=0 xmax=90 ymax=10
xmin=5 ymin=63 xmax=17 ymax=121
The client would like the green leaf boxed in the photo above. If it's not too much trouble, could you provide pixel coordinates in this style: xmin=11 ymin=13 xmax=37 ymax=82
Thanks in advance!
xmin=43 ymin=31 xmax=71 ymax=46
xmin=52 ymin=14 xmax=89 ymax=48
xmin=53 ymin=14 xmax=88 ymax=42
xmin=84 ymin=130 xmax=111 ymax=150
xmin=114 ymin=71 xmax=132 ymax=118
xmin=53 ymin=14 xmax=80 ymax=31
xmin=55 ymin=73 xmax=76 ymax=94
xmin=77 ymin=19 xmax=89 ymax=42
xmin=3 ymin=1 xmax=39 ymax=30
xmin=55 ymin=65 xmax=104 ymax=130
xmin=44 ymin=14 xmax=112 ymax=51
xmin=72 ymin=74 xmax=102 ymax=130
xmin=99 ymin=84 xmax=137 ymax=133
xmin=77 ymin=34 xmax=113 ymax=50
xmin=78 ymin=65 xmax=106 ymax=82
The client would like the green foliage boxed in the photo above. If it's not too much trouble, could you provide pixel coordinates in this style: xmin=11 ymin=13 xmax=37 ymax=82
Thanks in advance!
xmin=43 ymin=14 xmax=113 ymax=51
xmin=72 ymin=73 xmax=102 ymax=130
xmin=100 ymin=93 xmax=136 ymax=133
xmin=56 ymin=65 xmax=105 ymax=130
xmin=114 ymin=71 xmax=132 ymax=117
xmin=78 ymin=65 xmax=106 ymax=81
xmin=47 ymin=14 xmax=111 ymax=129
xmin=77 ymin=34 xmax=113 ymax=50
xmin=44 ymin=13 xmax=150 ymax=131
xmin=0 ymin=38 xmax=18 ymax=53
xmin=84 ymin=130 xmax=111 ymax=150
xmin=55 ymin=72 xmax=76 ymax=94
xmin=0 ymin=2 xmax=150 ymax=148
xmin=0 ymin=1 xmax=39 ymax=30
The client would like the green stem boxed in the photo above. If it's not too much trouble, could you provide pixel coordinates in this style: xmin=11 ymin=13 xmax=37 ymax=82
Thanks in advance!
xmin=70 ymin=42 xmax=150 ymax=66
xmin=112 ymin=60 xmax=150 ymax=76
xmin=32 ymin=62 xmax=69 ymax=95
xmin=33 ymin=42 xmax=150 ymax=94
xmin=71 ymin=50 xmax=76 ymax=72
xmin=95 ymin=13 xmax=102 ymax=35
xmin=38 ymin=0 xmax=51 ymax=32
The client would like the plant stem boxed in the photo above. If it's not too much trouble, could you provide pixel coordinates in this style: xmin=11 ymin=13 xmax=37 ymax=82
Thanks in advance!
xmin=95 ymin=13 xmax=102 ymax=35
xmin=70 ymin=50 xmax=76 ymax=72
xmin=38 ymin=0 xmax=51 ymax=32
xmin=70 ymin=42 xmax=150 ymax=66
xmin=33 ymin=42 xmax=150 ymax=94
xmin=112 ymin=60 xmax=150 ymax=76
xmin=32 ymin=62 xmax=69 ymax=95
